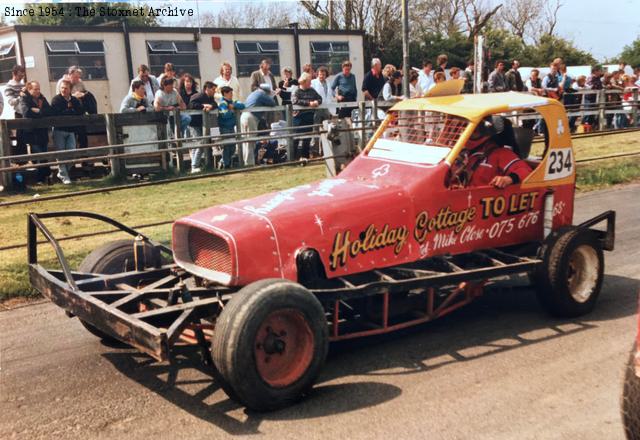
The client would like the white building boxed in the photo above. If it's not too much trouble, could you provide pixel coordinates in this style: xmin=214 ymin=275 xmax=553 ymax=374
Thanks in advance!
xmin=0 ymin=24 xmax=365 ymax=114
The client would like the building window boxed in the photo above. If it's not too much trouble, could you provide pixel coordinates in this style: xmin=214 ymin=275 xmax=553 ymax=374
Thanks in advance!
xmin=146 ymin=40 xmax=200 ymax=78
xmin=0 ymin=42 xmax=17 ymax=84
xmin=234 ymin=41 xmax=280 ymax=77
xmin=310 ymin=41 xmax=349 ymax=75
xmin=45 ymin=40 xmax=107 ymax=81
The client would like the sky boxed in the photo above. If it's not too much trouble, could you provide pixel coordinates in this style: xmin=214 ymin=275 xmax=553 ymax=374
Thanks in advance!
xmin=4 ymin=0 xmax=640 ymax=61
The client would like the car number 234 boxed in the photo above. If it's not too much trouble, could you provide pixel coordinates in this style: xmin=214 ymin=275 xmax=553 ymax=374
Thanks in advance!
xmin=544 ymin=147 xmax=573 ymax=180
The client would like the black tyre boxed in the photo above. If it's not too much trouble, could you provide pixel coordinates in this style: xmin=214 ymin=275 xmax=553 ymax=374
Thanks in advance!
xmin=533 ymin=227 xmax=604 ymax=317
xmin=212 ymin=279 xmax=328 ymax=411
xmin=623 ymin=344 xmax=640 ymax=440
xmin=77 ymin=239 xmax=153 ymax=342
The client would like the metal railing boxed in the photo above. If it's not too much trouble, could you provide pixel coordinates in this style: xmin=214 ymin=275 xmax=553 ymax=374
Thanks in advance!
xmin=0 ymin=90 xmax=638 ymax=191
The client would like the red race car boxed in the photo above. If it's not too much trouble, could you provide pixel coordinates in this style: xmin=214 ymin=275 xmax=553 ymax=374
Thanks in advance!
xmin=29 ymin=91 xmax=615 ymax=411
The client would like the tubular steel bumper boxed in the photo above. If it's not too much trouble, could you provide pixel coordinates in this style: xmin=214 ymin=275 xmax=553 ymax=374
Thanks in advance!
xmin=26 ymin=211 xmax=223 ymax=362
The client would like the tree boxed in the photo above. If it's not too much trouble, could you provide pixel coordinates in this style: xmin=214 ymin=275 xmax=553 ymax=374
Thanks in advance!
xmin=522 ymin=34 xmax=597 ymax=67
xmin=15 ymin=2 xmax=160 ymax=26
xmin=499 ymin=0 xmax=541 ymax=43
xmin=460 ymin=0 xmax=502 ymax=39
xmin=617 ymin=37 xmax=640 ymax=68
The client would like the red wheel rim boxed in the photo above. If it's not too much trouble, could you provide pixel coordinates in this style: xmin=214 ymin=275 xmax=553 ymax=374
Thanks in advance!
xmin=254 ymin=309 xmax=315 ymax=388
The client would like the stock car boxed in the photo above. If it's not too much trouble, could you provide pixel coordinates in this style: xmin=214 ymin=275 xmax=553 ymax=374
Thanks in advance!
xmin=28 ymin=87 xmax=615 ymax=411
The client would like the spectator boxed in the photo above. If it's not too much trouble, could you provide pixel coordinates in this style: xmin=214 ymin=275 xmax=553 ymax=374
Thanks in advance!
xmin=241 ymin=84 xmax=276 ymax=166
xmin=311 ymin=66 xmax=334 ymax=104
xmin=250 ymin=58 xmax=278 ymax=93
xmin=362 ymin=58 xmax=386 ymax=101
xmin=382 ymin=71 xmax=404 ymax=102
xmin=462 ymin=60 xmax=475 ymax=94
xmin=178 ymin=73 xmax=198 ymax=107
xmin=188 ymin=81 xmax=218 ymax=173
xmin=429 ymin=72 xmax=446 ymax=91
xmin=409 ymin=70 xmax=423 ymax=98
xmin=542 ymin=63 xmax=561 ymax=99
xmin=449 ymin=67 xmax=461 ymax=80
xmin=278 ymin=67 xmax=298 ymax=106
xmin=418 ymin=60 xmax=434 ymax=93
xmin=302 ymin=63 xmax=316 ymax=79
xmin=4 ymin=65 xmax=26 ymax=156
xmin=51 ymin=80 xmax=83 ymax=185
xmin=154 ymin=77 xmax=191 ymax=138
xmin=331 ymin=60 xmax=357 ymax=118
xmin=4 ymin=65 xmax=26 ymax=116
xmin=120 ymin=80 xmax=153 ymax=113
xmin=505 ymin=60 xmax=524 ymax=92
xmin=583 ymin=66 xmax=604 ymax=127
xmin=218 ymin=86 xmax=246 ymax=169
xmin=622 ymin=74 xmax=638 ymax=125
xmin=382 ymin=64 xmax=396 ymax=80
xmin=292 ymin=72 xmax=322 ymax=160
xmin=634 ymin=67 xmax=640 ymax=88
xmin=214 ymin=62 xmax=243 ymax=101
xmin=605 ymin=71 xmax=625 ymax=128
xmin=157 ymin=63 xmax=178 ymax=88
xmin=435 ymin=54 xmax=449 ymax=79
xmin=57 ymin=66 xmax=96 ymax=153
xmin=18 ymin=81 xmax=51 ymax=185
xmin=526 ymin=69 xmax=544 ymax=96
xmin=131 ymin=65 xmax=160 ymax=103
xmin=559 ymin=64 xmax=578 ymax=131
xmin=488 ymin=61 xmax=507 ymax=92
xmin=311 ymin=65 xmax=334 ymax=149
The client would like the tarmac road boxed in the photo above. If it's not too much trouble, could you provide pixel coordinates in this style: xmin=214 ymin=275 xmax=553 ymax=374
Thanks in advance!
xmin=1 ymin=184 xmax=639 ymax=440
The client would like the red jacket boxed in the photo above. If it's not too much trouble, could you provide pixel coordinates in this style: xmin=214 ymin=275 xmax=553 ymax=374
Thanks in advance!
xmin=467 ymin=140 xmax=531 ymax=187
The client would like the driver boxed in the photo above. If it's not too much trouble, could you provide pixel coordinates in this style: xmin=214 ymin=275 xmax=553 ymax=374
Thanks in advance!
xmin=452 ymin=116 xmax=531 ymax=188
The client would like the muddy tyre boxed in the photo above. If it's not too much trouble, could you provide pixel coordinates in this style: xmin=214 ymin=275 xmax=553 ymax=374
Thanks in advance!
xmin=623 ymin=344 xmax=640 ymax=439
xmin=212 ymin=279 xmax=328 ymax=411
xmin=533 ymin=227 xmax=604 ymax=317
xmin=77 ymin=239 xmax=153 ymax=342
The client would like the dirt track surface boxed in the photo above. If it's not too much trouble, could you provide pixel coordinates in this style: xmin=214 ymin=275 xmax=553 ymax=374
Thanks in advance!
xmin=1 ymin=184 xmax=639 ymax=440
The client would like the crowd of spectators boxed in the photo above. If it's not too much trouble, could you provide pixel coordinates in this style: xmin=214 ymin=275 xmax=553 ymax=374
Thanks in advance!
xmin=3 ymin=51 xmax=640 ymax=188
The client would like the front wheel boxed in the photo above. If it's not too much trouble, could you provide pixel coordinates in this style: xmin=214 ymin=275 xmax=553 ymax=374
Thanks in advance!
xmin=211 ymin=279 xmax=328 ymax=411
xmin=533 ymin=227 xmax=604 ymax=317
xmin=77 ymin=239 xmax=154 ymax=342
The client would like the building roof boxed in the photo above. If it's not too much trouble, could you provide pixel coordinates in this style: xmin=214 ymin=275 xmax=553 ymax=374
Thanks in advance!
xmin=0 ymin=24 xmax=365 ymax=36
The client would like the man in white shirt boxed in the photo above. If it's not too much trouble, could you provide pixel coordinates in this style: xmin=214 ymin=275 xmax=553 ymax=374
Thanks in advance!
xmin=418 ymin=60 xmax=434 ymax=94
xmin=311 ymin=66 xmax=334 ymax=104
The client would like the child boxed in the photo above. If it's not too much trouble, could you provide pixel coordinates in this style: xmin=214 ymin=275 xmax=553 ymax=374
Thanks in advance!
xmin=217 ymin=86 xmax=245 ymax=168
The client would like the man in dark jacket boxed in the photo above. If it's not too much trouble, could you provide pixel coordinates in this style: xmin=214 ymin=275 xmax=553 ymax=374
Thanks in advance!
xmin=292 ymin=72 xmax=323 ymax=159
xmin=505 ymin=60 xmax=524 ymax=91
xmin=51 ymin=80 xmax=83 ymax=184
xmin=187 ymin=81 xmax=218 ymax=172
xmin=18 ymin=81 xmax=51 ymax=184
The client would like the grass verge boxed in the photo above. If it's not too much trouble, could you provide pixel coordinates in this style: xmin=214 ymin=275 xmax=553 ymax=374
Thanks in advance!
xmin=1 ymin=131 xmax=639 ymax=301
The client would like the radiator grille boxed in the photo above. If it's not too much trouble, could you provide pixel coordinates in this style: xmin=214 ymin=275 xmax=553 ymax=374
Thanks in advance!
xmin=188 ymin=227 xmax=232 ymax=274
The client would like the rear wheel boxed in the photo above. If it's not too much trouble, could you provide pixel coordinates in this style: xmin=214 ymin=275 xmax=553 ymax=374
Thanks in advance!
xmin=623 ymin=344 xmax=640 ymax=440
xmin=533 ymin=227 xmax=604 ymax=317
xmin=212 ymin=279 xmax=328 ymax=411
xmin=77 ymin=239 xmax=153 ymax=342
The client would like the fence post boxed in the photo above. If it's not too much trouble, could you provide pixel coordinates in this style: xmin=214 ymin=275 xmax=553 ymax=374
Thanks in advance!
xmin=104 ymin=113 xmax=123 ymax=178
xmin=0 ymin=120 xmax=12 ymax=190
xmin=285 ymin=104 xmax=294 ymax=161
xmin=598 ymin=89 xmax=606 ymax=131
xmin=202 ymin=110 xmax=213 ymax=169
xmin=173 ymin=109 xmax=185 ymax=172
xmin=633 ymin=89 xmax=639 ymax=128
xmin=156 ymin=116 xmax=169 ymax=171
xmin=235 ymin=109 xmax=244 ymax=167
xmin=358 ymin=101 xmax=366 ymax=151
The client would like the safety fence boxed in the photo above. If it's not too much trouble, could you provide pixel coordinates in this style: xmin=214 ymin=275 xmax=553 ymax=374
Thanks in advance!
xmin=0 ymin=89 xmax=638 ymax=191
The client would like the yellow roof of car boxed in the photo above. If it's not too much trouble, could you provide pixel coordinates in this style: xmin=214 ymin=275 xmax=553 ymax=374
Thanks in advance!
xmin=390 ymin=91 xmax=558 ymax=123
